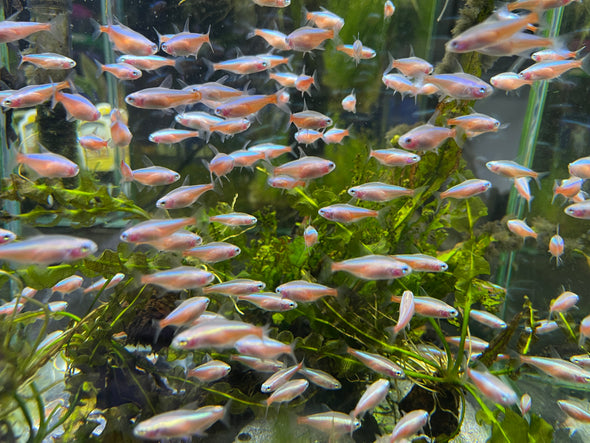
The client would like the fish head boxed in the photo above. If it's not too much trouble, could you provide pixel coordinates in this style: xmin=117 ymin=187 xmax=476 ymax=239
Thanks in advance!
xmin=446 ymin=307 xmax=459 ymax=318
xmin=278 ymin=91 xmax=290 ymax=104
xmin=283 ymin=300 xmax=297 ymax=310
xmin=69 ymin=239 xmax=98 ymax=260
xmin=2 ymin=96 xmax=20 ymax=108
xmin=347 ymin=187 xmax=362 ymax=198
xmin=439 ymin=262 xmax=449 ymax=271
xmin=231 ymin=246 xmax=241 ymax=257
xmin=325 ymin=161 xmax=336 ymax=172
xmin=318 ymin=207 xmax=332 ymax=219
xmin=399 ymin=135 xmax=417 ymax=150
xmin=130 ymin=69 xmax=142 ymax=79
xmin=0 ymin=231 xmax=16 ymax=244
xmin=564 ymin=205 xmax=584 ymax=218
xmin=485 ymin=161 xmax=499 ymax=172
xmin=214 ymin=106 xmax=229 ymax=117
xmin=169 ymin=172 xmax=181 ymax=183
xmin=64 ymin=60 xmax=77 ymax=68
xmin=481 ymin=181 xmax=492 ymax=192
xmin=446 ymin=38 xmax=469 ymax=53
xmin=472 ymin=84 xmax=493 ymax=99
xmin=125 ymin=93 xmax=141 ymax=107
xmin=394 ymin=264 xmax=412 ymax=277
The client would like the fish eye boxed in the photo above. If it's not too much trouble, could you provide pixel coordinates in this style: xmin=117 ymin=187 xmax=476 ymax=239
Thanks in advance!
xmin=404 ymin=137 xmax=412 ymax=144
xmin=127 ymin=96 xmax=135 ymax=102
xmin=440 ymin=263 xmax=448 ymax=271
xmin=161 ymin=43 xmax=168 ymax=50
xmin=3 ymin=99 xmax=11 ymax=106
xmin=349 ymin=189 xmax=356 ymax=194
xmin=479 ymin=87 xmax=487 ymax=94
xmin=261 ymin=61 xmax=269 ymax=67
xmin=234 ymin=247 xmax=241 ymax=254
xmin=121 ymin=232 xmax=128 ymax=240
xmin=3 ymin=235 xmax=9 ymax=240
xmin=494 ymin=121 xmax=500 ymax=128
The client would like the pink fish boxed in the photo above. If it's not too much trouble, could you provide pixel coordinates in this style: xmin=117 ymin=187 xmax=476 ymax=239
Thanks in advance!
xmin=183 ymin=242 xmax=241 ymax=263
xmin=83 ymin=273 xmax=125 ymax=294
xmin=382 ymin=73 xmax=419 ymax=97
xmin=304 ymin=226 xmax=319 ymax=247
xmin=565 ymin=201 xmax=590 ymax=219
xmin=370 ymin=148 xmax=421 ymax=167
xmin=318 ymin=204 xmax=379 ymax=223
xmin=549 ymin=291 xmax=578 ymax=317
xmin=144 ymin=231 xmax=202 ymax=251
xmin=149 ymin=129 xmax=201 ymax=144
xmin=0 ymin=235 xmax=96 ymax=265
xmin=2 ymin=81 xmax=69 ymax=108
xmin=466 ymin=367 xmax=518 ymax=405
xmin=238 ymin=293 xmax=297 ymax=311
xmin=95 ymin=61 xmax=142 ymax=80
xmin=54 ymin=91 xmax=101 ymax=122
xmin=398 ymin=124 xmax=458 ymax=152
xmin=507 ymin=219 xmax=537 ymax=240
xmin=384 ymin=1 xmax=395 ymax=18
xmin=341 ymin=90 xmax=357 ymax=112
xmin=297 ymin=412 xmax=360 ymax=436
xmin=579 ymin=315 xmax=590 ymax=347
xmin=469 ymin=309 xmax=507 ymax=329
xmin=490 ymin=72 xmax=533 ymax=91
xmin=188 ymin=360 xmax=231 ymax=382
xmin=274 ymin=156 xmax=335 ymax=180
xmin=446 ymin=336 xmax=489 ymax=352
xmin=519 ymin=355 xmax=590 ymax=383
xmin=110 ymin=109 xmax=133 ymax=147
xmin=0 ymin=228 xmax=16 ymax=245
xmin=440 ymin=179 xmax=491 ymax=199
xmin=52 ymin=275 xmax=84 ymax=294
xmin=558 ymin=399 xmax=590 ymax=423
xmin=231 ymin=355 xmax=285 ymax=373
xmin=121 ymin=218 xmax=195 ymax=243
xmin=298 ymin=367 xmax=341 ymax=390
xmin=322 ymin=128 xmax=350 ymax=144
xmin=234 ymin=335 xmax=294 ymax=360
xmin=0 ymin=18 xmax=58 ymax=44
xmin=261 ymin=361 xmax=304 ymax=393
xmin=267 ymin=175 xmax=306 ymax=189
xmin=347 ymin=347 xmax=405 ymax=378
xmin=156 ymin=183 xmax=214 ymax=209
xmin=121 ymin=160 xmax=180 ymax=186
xmin=125 ymin=87 xmax=201 ymax=109
xmin=266 ymin=379 xmax=309 ymax=407
xmin=548 ymin=227 xmax=564 ymax=266
xmin=394 ymin=290 xmax=415 ymax=335
xmin=389 ymin=56 xmax=433 ymax=77
xmin=95 ymin=19 xmax=158 ymax=56
xmin=79 ymin=135 xmax=108 ymax=151
xmin=212 ymin=56 xmax=270 ymax=75
xmin=390 ymin=254 xmax=448 ymax=272
xmin=17 ymin=150 xmax=79 ymax=178
xmin=306 ymin=9 xmax=344 ymax=31
xmin=172 ymin=319 xmax=265 ymax=350
xmin=332 ymin=255 xmax=411 ymax=280
xmin=275 ymin=280 xmax=337 ymax=303
xmin=424 ymin=73 xmax=493 ymax=100
xmin=133 ymin=405 xmax=225 ymax=439
xmin=161 ymin=28 xmax=211 ymax=57
xmin=286 ymin=27 xmax=334 ymax=52
xmin=19 ymin=52 xmax=76 ymax=70
xmin=158 ymin=296 xmax=210 ymax=328
xmin=117 ymin=54 xmax=176 ymax=70
xmin=447 ymin=113 xmax=501 ymax=132
xmin=519 ymin=57 xmax=590 ymax=81
xmin=141 ymin=267 xmax=214 ymax=291
xmin=348 ymin=182 xmax=414 ymax=202
xmin=388 ymin=410 xmax=429 ymax=442
xmin=351 ymin=379 xmax=389 ymax=418
xmin=250 ymin=29 xmax=291 ymax=51
xmin=391 ymin=295 xmax=458 ymax=318
xmin=202 ymin=279 xmax=266 ymax=296
xmin=520 ymin=393 xmax=532 ymax=415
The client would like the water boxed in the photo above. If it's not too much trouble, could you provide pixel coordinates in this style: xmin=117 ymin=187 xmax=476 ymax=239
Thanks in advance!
xmin=1 ymin=0 xmax=590 ymax=442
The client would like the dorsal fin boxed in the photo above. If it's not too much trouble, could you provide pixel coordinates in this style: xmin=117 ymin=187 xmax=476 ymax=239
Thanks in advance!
xmin=183 ymin=17 xmax=190 ymax=33
xmin=208 ymin=144 xmax=220 ymax=156
xmin=182 ymin=175 xmax=191 ymax=186
xmin=409 ymin=44 xmax=415 ymax=57
xmin=235 ymin=47 xmax=244 ymax=58
xmin=142 ymin=155 xmax=155 ymax=167
xmin=159 ymin=74 xmax=173 ymax=89
xmin=297 ymin=146 xmax=306 ymax=157
xmin=302 ymin=98 xmax=308 ymax=111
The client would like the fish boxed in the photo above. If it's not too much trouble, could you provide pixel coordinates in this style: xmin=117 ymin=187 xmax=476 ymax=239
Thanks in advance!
xmin=110 ymin=109 xmax=133 ymax=147
xmin=161 ymin=29 xmax=211 ymax=57
xmin=141 ymin=267 xmax=214 ymax=291
xmin=0 ymin=229 xmax=16 ymax=245
xmin=94 ymin=19 xmax=158 ymax=56
xmin=440 ymin=179 xmax=491 ymax=199
xmin=351 ymin=379 xmax=390 ymax=418
xmin=341 ymin=90 xmax=357 ymax=113
xmin=266 ymin=379 xmax=309 ymax=407
xmin=520 ymin=394 xmax=532 ymax=415
xmin=248 ymin=143 xmax=293 ymax=160
xmin=83 ymin=273 xmax=125 ymax=294
xmin=514 ymin=177 xmax=533 ymax=210
xmin=423 ymin=73 xmax=493 ymax=100
xmin=507 ymin=0 xmax=581 ymax=11
xmin=549 ymin=291 xmax=578 ymax=316
xmin=476 ymin=33 xmax=554 ymax=57
xmin=570 ymin=355 xmax=590 ymax=368
xmin=398 ymin=124 xmax=458 ymax=151
xmin=446 ymin=113 xmax=501 ymax=132
xmin=298 ymin=367 xmax=341 ymax=390
xmin=209 ymin=212 xmax=257 ymax=226
xmin=469 ymin=309 xmax=507 ymax=329
xmin=133 ymin=405 xmax=226 ymax=440
xmin=252 ymin=0 xmax=291 ymax=7
xmin=156 ymin=183 xmax=214 ymax=209
xmin=289 ymin=110 xmax=332 ymax=130
xmin=486 ymin=160 xmax=539 ymax=180
xmin=121 ymin=161 xmax=180 ymax=186
xmin=234 ymin=335 xmax=294 ymax=360
xmin=125 ymin=87 xmax=201 ymax=109
xmin=564 ymin=201 xmax=590 ymax=219
xmin=490 ymin=72 xmax=534 ymax=91
xmin=78 ymin=135 xmax=108 ymax=151
xmin=286 ymin=27 xmax=334 ymax=52
xmin=267 ymin=175 xmax=306 ymax=189
xmin=532 ymin=47 xmax=584 ymax=62
xmin=336 ymin=44 xmax=376 ymax=63
xmin=394 ymin=290 xmax=415 ymax=335
xmin=382 ymin=73 xmax=419 ymax=97
xmin=391 ymin=295 xmax=458 ymax=318
xmin=446 ymin=11 xmax=539 ymax=53
xmin=149 ymin=129 xmax=201 ymax=144
xmin=158 ymin=296 xmax=210 ymax=328
xmin=230 ymin=150 xmax=266 ymax=168
xmin=214 ymin=90 xmax=288 ymax=118
xmin=322 ymin=128 xmax=350 ymax=144
xmin=175 ymin=111 xmax=224 ymax=131
xmin=209 ymin=118 xmax=251 ymax=137
xmin=261 ymin=362 xmax=304 ymax=393
xmin=384 ymin=1 xmax=396 ymax=18
xmin=52 ymin=275 xmax=84 ymax=294
xmin=188 ymin=360 xmax=231 ymax=382
xmin=0 ymin=235 xmax=96 ymax=265
xmin=183 ymin=242 xmax=241 ymax=263
xmin=295 ymin=71 xmax=317 ymax=95
xmin=19 ymin=52 xmax=76 ymax=70
xmin=297 ymin=412 xmax=361 ymax=436
xmin=0 ymin=18 xmax=58 ymax=44
xmin=558 ymin=400 xmax=590 ymax=423
xmin=332 ymin=255 xmax=411 ymax=280
xmin=275 ymin=280 xmax=337 ymax=302
xmin=304 ymin=226 xmax=319 ymax=247
xmin=553 ymin=177 xmax=584 ymax=201
xmin=250 ymin=28 xmax=291 ymax=51
xmin=519 ymin=57 xmax=590 ymax=81
xmin=95 ymin=61 xmax=142 ymax=80
xmin=347 ymin=347 xmax=405 ymax=378
xmin=524 ymin=319 xmax=559 ymax=335
xmin=466 ymin=367 xmax=518 ymax=405
xmin=269 ymin=71 xmax=298 ymax=87
xmin=579 ymin=315 xmax=590 ymax=347
xmin=202 ymin=279 xmax=266 ymax=296
xmin=507 ymin=219 xmax=537 ymax=239
xmin=121 ymin=218 xmax=195 ymax=243
xmin=305 ymin=8 xmax=345 ymax=31
xmin=211 ymin=56 xmax=270 ymax=75
xmin=116 ymin=55 xmax=176 ymax=70
xmin=295 ymin=129 xmax=323 ymax=145
xmin=231 ymin=355 xmax=285 ymax=373
xmin=568 ymin=156 xmax=590 ymax=178
xmin=273 ymin=156 xmax=336 ymax=180
xmin=206 ymin=151 xmax=235 ymax=182
xmin=144 ymin=231 xmax=202 ymax=251
xmin=238 ymin=293 xmax=297 ymax=311
xmin=389 ymin=56 xmax=433 ymax=78
xmin=0 ymin=300 xmax=24 ymax=316
xmin=172 ymin=319 xmax=265 ymax=350
xmin=318 ymin=204 xmax=379 ymax=223
xmin=548 ymin=228 xmax=564 ymax=266
xmin=387 ymin=410 xmax=429 ymax=442
xmin=2 ymin=81 xmax=70 ymax=108
xmin=369 ymin=148 xmax=421 ymax=167
xmin=53 ymin=91 xmax=101 ymax=121
xmin=391 ymin=254 xmax=448 ymax=272
xmin=519 ymin=355 xmax=590 ymax=383
xmin=446 ymin=336 xmax=489 ymax=352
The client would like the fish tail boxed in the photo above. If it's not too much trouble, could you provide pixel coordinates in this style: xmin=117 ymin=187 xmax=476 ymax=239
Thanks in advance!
xmin=274 ymin=88 xmax=290 ymax=114
xmin=330 ymin=261 xmax=342 ymax=272
xmin=93 ymin=59 xmax=104 ymax=78
xmin=48 ymin=14 xmax=66 ymax=39
xmin=151 ymin=318 xmax=164 ymax=346
xmin=202 ymin=58 xmax=216 ymax=81
xmin=89 ymin=18 xmax=103 ymax=40
xmin=120 ymin=160 xmax=134 ymax=182
xmin=205 ymin=25 xmax=213 ymax=53
xmin=580 ymin=52 xmax=590 ymax=75
xmin=16 ymin=49 xmax=24 ymax=69
xmin=296 ymin=416 xmax=306 ymax=425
